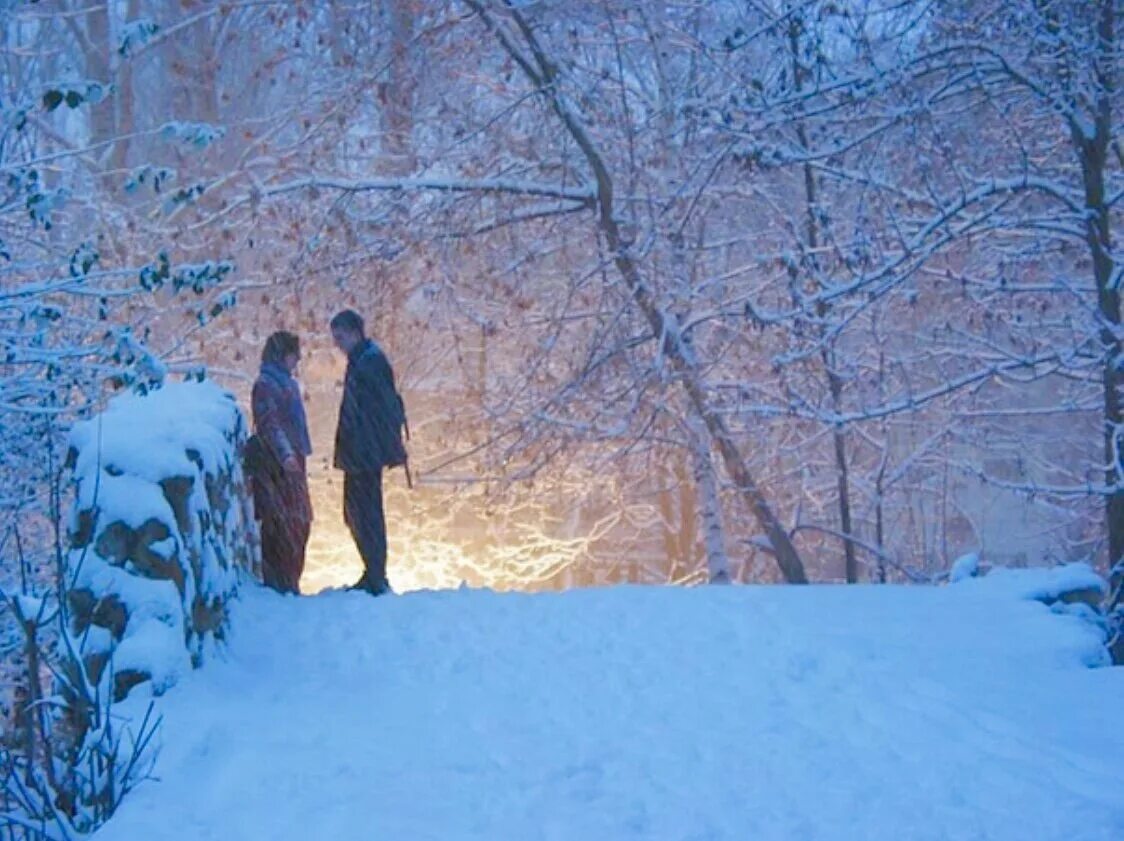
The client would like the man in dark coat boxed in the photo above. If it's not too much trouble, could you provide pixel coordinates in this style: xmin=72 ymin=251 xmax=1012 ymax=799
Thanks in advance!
xmin=331 ymin=309 xmax=407 ymax=595
xmin=250 ymin=330 xmax=313 ymax=594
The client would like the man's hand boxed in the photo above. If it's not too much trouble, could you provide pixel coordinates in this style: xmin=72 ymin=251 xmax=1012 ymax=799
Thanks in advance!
xmin=283 ymin=455 xmax=301 ymax=474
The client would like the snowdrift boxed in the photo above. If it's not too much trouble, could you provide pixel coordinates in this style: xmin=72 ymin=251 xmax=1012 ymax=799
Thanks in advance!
xmin=95 ymin=573 xmax=1122 ymax=841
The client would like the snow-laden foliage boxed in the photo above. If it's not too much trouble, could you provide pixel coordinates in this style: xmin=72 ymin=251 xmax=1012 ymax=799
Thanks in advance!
xmin=158 ymin=121 xmax=225 ymax=150
xmin=117 ymin=19 xmax=159 ymax=58
xmin=2 ymin=6 xmax=246 ymax=835
xmin=1 ymin=381 xmax=258 ymax=840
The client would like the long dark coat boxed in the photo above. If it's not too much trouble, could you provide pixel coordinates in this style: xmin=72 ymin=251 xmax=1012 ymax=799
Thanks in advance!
xmin=251 ymin=365 xmax=312 ymax=593
xmin=333 ymin=339 xmax=407 ymax=475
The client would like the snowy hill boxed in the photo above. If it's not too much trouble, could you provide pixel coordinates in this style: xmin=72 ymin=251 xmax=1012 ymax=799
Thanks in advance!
xmin=95 ymin=579 xmax=1123 ymax=841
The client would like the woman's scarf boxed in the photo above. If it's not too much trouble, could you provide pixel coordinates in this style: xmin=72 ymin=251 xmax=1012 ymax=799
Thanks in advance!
xmin=260 ymin=362 xmax=312 ymax=456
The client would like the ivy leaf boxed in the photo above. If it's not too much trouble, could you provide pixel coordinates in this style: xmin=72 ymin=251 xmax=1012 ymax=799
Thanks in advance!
xmin=69 ymin=242 xmax=99 ymax=278
xmin=139 ymin=250 xmax=172 ymax=291
xmin=42 ymin=90 xmax=64 ymax=111
xmin=163 ymin=182 xmax=206 ymax=213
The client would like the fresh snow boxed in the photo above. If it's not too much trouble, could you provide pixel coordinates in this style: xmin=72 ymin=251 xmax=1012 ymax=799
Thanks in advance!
xmin=96 ymin=581 xmax=1123 ymax=841
xmin=958 ymin=561 xmax=1108 ymax=602
xmin=68 ymin=379 xmax=241 ymax=489
xmin=948 ymin=551 xmax=980 ymax=583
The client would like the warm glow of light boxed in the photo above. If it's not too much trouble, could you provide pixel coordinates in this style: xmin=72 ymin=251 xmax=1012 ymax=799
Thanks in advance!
xmin=300 ymin=514 xmax=586 ymax=594
xmin=299 ymin=463 xmax=541 ymax=594
xmin=298 ymin=468 xmax=470 ymax=594
xmin=286 ymin=375 xmax=644 ymax=595
xmin=297 ymin=460 xmax=616 ymax=594
xmin=301 ymin=505 xmax=480 ymax=594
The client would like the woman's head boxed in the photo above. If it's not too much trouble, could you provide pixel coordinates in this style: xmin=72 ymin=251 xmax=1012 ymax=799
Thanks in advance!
xmin=262 ymin=330 xmax=301 ymax=372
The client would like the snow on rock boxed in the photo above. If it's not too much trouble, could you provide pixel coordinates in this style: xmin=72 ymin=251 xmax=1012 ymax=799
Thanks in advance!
xmin=66 ymin=379 xmax=259 ymax=702
xmin=959 ymin=561 xmax=1107 ymax=606
xmin=952 ymin=562 xmax=1112 ymax=668
xmin=94 ymin=583 xmax=1124 ymax=841
xmin=948 ymin=551 xmax=979 ymax=583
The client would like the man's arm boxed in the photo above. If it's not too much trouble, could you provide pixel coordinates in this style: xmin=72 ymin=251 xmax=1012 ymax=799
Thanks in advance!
xmin=360 ymin=350 xmax=405 ymax=428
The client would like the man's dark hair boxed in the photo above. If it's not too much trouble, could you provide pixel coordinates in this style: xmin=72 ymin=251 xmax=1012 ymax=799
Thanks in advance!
xmin=330 ymin=309 xmax=365 ymax=336
xmin=261 ymin=330 xmax=300 ymax=365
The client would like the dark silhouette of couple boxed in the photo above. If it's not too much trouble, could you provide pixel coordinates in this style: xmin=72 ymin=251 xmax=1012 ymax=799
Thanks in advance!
xmin=247 ymin=309 xmax=407 ymax=596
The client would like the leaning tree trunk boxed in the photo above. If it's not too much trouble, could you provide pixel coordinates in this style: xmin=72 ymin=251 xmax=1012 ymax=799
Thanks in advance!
xmin=688 ymin=416 xmax=731 ymax=583
xmin=1080 ymin=0 xmax=1122 ymax=607
xmin=469 ymin=0 xmax=808 ymax=583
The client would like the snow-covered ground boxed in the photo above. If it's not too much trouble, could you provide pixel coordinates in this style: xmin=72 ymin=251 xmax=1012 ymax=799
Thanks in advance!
xmin=96 ymin=577 xmax=1123 ymax=841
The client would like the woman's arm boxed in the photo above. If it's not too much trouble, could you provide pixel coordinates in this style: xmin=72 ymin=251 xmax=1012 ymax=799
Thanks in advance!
xmin=252 ymin=378 xmax=296 ymax=465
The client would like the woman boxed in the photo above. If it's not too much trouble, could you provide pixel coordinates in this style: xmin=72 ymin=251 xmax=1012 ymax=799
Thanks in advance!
xmin=250 ymin=330 xmax=313 ymax=594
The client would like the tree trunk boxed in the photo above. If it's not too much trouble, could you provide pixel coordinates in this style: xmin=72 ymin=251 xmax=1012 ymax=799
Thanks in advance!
xmin=674 ymin=452 xmax=697 ymax=576
xmin=381 ymin=0 xmax=416 ymax=174
xmin=1081 ymin=0 xmax=1121 ymax=606
xmin=658 ymin=461 xmax=681 ymax=582
xmin=789 ymin=14 xmax=857 ymax=582
xmin=110 ymin=0 xmax=138 ymax=172
xmin=82 ymin=2 xmax=114 ymax=167
xmin=469 ymin=1 xmax=808 ymax=583
xmin=688 ymin=416 xmax=731 ymax=583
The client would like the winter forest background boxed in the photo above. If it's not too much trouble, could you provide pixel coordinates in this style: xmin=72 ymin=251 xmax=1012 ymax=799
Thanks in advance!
xmin=3 ymin=0 xmax=1123 ymax=701
xmin=5 ymin=0 xmax=1119 ymax=587
xmin=2 ymin=0 xmax=1122 ymax=584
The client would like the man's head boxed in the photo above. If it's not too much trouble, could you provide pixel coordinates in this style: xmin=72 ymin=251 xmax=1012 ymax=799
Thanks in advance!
xmin=330 ymin=309 xmax=365 ymax=355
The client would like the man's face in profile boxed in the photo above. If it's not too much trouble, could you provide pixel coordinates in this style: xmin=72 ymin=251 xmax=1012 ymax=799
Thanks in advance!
xmin=332 ymin=326 xmax=358 ymax=355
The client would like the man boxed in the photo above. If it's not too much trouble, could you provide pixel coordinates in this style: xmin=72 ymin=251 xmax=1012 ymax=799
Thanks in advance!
xmin=331 ymin=309 xmax=408 ymax=595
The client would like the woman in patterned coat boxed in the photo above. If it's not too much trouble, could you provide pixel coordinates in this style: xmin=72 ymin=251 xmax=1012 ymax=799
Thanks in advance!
xmin=250 ymin=331 xmax=313 ymax=594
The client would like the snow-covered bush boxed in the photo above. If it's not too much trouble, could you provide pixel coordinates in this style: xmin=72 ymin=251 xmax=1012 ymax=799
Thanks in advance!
xmin=2 ymin=7 xmax=245 ymax=836
xmin=65 ymin=379 xmax=259 ymax=701
xmin=1 ymin=37 xmax=239 ymax=750
xmin=0 ymin=380 xmax=258 ymax=839
xmin=0 ymin=587 xmax=162 ymax=840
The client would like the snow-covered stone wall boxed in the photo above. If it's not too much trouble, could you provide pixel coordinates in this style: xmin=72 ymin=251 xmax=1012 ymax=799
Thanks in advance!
xmin=65 ymin=379 xmax=259 ymax=701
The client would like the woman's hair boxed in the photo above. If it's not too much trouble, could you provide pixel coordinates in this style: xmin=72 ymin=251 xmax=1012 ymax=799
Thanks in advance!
xmin=261 ymin=330 xmax=300 ymax=366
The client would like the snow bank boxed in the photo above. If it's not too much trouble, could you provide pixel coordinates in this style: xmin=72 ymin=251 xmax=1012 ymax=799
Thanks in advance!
xmin=954 ymin=561 xmax=1107 ymax=605
xmin=66 ymin=379 xmax=259 ymax=701
xmin=95 ymin=582 xmax=1124 ymax=841
xmin=949 ymin=562 xmax=1112 ymax=663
